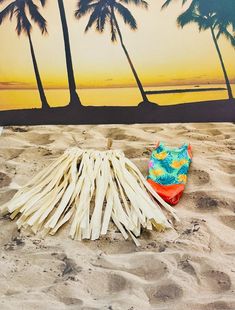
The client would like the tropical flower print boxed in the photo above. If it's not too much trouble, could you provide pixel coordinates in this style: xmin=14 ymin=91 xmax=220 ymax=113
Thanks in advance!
xmin=150 ymin=168 xmax=163 ymax=177
xmin=154 ymin=151 xmax=168 ymax=160
xmin=178 ymin=174 xmax=187 ymax=183
xmin=171 ymin=158 xmax=188 ymax=169
xmin=148 ymin=142 xmax=192 ymax=185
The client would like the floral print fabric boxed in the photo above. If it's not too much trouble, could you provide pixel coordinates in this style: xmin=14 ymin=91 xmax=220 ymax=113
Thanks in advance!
xmin=148 ymin=142 xmax=192 ymax=186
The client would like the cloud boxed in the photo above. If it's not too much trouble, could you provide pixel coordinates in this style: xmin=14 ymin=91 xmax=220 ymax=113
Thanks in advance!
xmin=171 ymin=75 xmax=206 ymax=81
xmin=0 ymin=81 xmax=31 ymax=89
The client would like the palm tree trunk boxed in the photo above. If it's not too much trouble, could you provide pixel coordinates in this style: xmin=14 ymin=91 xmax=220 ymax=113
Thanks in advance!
xmin=57 ymin=0 xmax=81 ymax=105
xmin=111 ymin=8 xmax=149 ymax=103
xmin=27 ymin=31 xmax=50 ymax=109
xmin=210 ymin=26 xmax=233 ymax=100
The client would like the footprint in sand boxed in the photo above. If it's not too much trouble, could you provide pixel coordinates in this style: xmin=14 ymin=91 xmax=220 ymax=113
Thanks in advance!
xmin=197 ymin=196 xmax=219 ymax=210
xmin=4 ymin=236 xmax=25 ymax=251
xmin=59 ymin=255 xmax=82 ymax=280
xmin=117 ymin=258 xmax=169 ymax=282
xmin=208 ymin=129 xmax=223 ymax=136
xmin=130 ymin=260 xmax=168 ymax=281
xmin=193 ymin=192 xmax=219 ymax=211
xmin=0 ymin=172 xmax=12 ymax=188
xmin=24 ymin=133 xmax=54 ymax=145
xmin=106 ymin=128 xmax=139 ymax=141
xmin=188 ymin=191 xmax=230 ymax=211
xmin=178 ymin=259 xmax=197 ymax=277
xmin=190 ymin=169 xmax=210 ymax=186
xmin=192 ymin=191 xmax=235 ymax=212
xmin=108 ymin=273 xmax=127 ymax=293
xmin=61 ymin=297 xmax=83 ymax=306
xmin=51 ymin=253 xmax=82 ymax=281
xmin=142 ymin=126 xmax=163 ymax=133
xmin=148 ymin=282 xmax=183 ymax=304
xmin=202 ymin=270 xmax=231 ymax=293
xmin=121 ymin=146 xmax=153 ymax=159
xmin=124 ymin=148 xmax=143 ymax=159
xmin=220 ymin=215 xmax=235 ymax=229
xmin=2 ymin=148 xmax=24 ymax=160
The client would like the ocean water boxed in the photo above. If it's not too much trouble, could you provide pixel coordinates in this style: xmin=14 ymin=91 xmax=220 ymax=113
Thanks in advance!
xmin=0 ymin=84 xmax=234 ymax=111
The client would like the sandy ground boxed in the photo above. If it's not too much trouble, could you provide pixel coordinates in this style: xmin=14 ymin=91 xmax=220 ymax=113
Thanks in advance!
xmin=0 ymin=123 xmax=234 ymax=310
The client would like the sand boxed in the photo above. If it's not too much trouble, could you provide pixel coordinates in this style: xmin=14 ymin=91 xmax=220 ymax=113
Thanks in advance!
xmin=0 ymin=123 xmax=234 ymax=310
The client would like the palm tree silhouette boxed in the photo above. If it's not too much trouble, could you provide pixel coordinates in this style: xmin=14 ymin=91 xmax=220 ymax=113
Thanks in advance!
xmin=75 ymin=0 xmax=149 ymax=103
xmin=162 ymin=0 xmax=235 ymax=46
xmin=212 ymin=0 xmax=235 ymax=49
xmin=177 ymin=1 xmax=233 ymax=99
xmin=57 ymin=0 xmax=81 ymax=106
xmin=162 ymin=0 xmax=234 ymax=100
xmin=0 ymin=0 xmax=50 ymax=109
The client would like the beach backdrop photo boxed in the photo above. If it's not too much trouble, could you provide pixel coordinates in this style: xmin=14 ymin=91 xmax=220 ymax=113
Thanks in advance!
xmin=0 ymin=0 xmax=235 ymax=124
xmin=1 ymin=2 xmax=235 ymax=309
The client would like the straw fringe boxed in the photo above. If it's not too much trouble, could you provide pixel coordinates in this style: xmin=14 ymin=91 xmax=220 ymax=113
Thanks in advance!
xmin=1 ymin=148 xmax=178 ymax=245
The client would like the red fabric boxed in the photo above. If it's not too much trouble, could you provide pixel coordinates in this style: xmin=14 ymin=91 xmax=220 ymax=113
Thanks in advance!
xmin=147 ymin=178 xmax=185 ymax=205
xmin=187 ymin=144 xmax=193 ymax=159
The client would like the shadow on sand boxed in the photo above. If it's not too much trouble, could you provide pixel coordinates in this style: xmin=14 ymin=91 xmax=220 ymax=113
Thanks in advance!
xmin=0 ymin=99 xmax=235 ymax=125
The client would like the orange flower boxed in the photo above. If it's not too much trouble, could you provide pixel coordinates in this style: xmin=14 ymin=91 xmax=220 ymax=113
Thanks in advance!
xmin=154 ymin=151 xmax=168 ymax=160
xmin=171 ymin=159 xmax=188 ymax=168
xmin=178 ymin=174 xmax=187 ymax=183
xmin=150 ymin=169 xmax=163 ymax=177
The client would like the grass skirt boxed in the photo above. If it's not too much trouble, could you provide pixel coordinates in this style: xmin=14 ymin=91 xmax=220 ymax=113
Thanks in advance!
xmin=1 ymin=148 xmax=178 ymax=245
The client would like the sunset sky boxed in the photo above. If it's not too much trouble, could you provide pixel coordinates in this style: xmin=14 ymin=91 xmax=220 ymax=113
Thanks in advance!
xmin=0 ymin=0 xmax=235 ymax=90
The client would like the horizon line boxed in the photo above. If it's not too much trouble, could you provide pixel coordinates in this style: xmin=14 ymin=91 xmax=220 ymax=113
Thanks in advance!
xmin=1 ymin=82 xmax=235 ymax=91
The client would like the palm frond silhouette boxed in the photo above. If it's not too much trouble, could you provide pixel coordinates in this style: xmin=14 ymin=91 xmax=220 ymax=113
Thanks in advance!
xmin=75 ymin=0 xmax=149 ymax=103
xmin=0 ymin=0 xmax=50 ymax=109
xmin=162 ymin=0 xmax=234 ymax=99
xmin=162 ymin=0 xmax=235 ymax=48
xmin=213 ymin=0 xmax=235 ymax=48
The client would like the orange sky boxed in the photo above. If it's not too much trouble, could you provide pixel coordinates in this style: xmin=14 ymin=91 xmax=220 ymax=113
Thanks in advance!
xmin=0 ymin=0 xmax=235 ymax=90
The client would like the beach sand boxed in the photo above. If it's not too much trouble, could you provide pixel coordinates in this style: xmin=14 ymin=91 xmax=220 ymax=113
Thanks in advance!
xmin=0 ymin=123 xmax=234 ymax=310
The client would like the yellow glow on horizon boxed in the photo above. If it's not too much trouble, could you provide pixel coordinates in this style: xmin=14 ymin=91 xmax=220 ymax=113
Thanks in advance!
xmin=0 ymin=0 xmax=234 ymax=91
